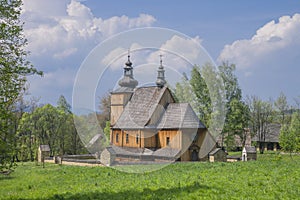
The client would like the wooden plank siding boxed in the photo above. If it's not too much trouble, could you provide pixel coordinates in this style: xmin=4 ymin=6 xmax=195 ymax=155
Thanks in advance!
xmin=158 ymin=130 xmax=181 ymax=149
xmin=110 ymin=93 xmax=132 ymax=126
xmin=112 ymin=130 xmax=141 ymax=148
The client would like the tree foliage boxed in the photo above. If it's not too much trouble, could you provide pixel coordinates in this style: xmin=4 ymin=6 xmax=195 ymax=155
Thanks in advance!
xmin=247 ymin=96 xmax=274 ymax=154
xmin=218 ymin=62 xmax=249 ymax=149
xmin=274 ymin=92 xmax=290 ymax=125
xmin=17 ymin=100 xmax=86 ymax=160
xmin=189 ymin=65 xmax=212 ymax=126
xmin=0 ymin=0 xmax=41 ymax=171
xmin=280 ymin=112 xmax=300 ymax=155
xmin=97 ymin=93 xmax=111 ymax=129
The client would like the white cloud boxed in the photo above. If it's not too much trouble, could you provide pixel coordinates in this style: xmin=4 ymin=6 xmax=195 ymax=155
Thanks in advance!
xmin=218 ymin=13 xmax=300 ymax=69
xmin=102 ymin=35 xmax=203 ymax=73
xmin=218 ymin=13 xmax=300 ymax=101
xmin=53 ymin=48 xmax=78 ymax=59
xmin=22 ymin=0 xmax=156 ymax=60
xmin=21 ymin=0 xmax=156 ymax=104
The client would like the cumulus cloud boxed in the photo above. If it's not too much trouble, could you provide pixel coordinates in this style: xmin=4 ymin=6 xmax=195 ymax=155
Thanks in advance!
xmin=22 ymin=0 xmax=156 ymax=60
xmin=102 ymin=35 xmax=203 ymax=73
xmin=21 ymin=0 xmax=156 ymax=104
xmin=147 ymin=35 xmax=203 ymax=70
xmin=99 ymin=34 xmax=207 ymax=91
xmin=218 ymin=13 xmax=300 ymax=101
xmin=218 ymin=13 xmax=300 ymax=69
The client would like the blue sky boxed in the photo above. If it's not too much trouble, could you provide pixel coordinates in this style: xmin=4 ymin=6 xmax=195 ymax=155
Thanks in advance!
xmin=21 ymin=0 xmax=300 ymax=108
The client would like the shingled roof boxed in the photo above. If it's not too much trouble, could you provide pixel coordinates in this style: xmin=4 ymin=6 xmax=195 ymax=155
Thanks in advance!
xmin=157 ymin=103 xmax=205 ymax=129
xmin=252 ymin=123 xmax=281 ymax=143
xmin=113 ymin=86 xmax=205 ymax=130
xmin=113 ymin=86 xmax=168 ymax=129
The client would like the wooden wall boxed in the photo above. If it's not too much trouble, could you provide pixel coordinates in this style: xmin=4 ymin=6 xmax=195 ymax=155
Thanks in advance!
xmin=111 ymin=127 xmax=212 ymax=162
xmin=110 ymin=93 xmax=132 ymax=126
xmin=158 ymin=130 xmax=181 ymax=149
xmin=111 ymin=129 xmax=141 ymax=148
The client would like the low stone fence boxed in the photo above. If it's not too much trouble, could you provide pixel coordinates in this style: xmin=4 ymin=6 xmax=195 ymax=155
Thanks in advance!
xmin=45 ymin=154 xmax=101 ymax=166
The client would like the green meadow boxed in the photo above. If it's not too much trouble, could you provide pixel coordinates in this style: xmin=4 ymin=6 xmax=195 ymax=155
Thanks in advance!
xmin=1 ymin=153 xmax=299 ymax=200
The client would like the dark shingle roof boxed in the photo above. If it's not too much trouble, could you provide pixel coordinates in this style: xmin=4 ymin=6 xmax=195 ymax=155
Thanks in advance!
xmin=252 ymin=123 xmax=281 ymax=143
xmin=114 ymin=86 xmax=167 ymax=129
xmin=157 ymin=103 xmax=205 ymax=129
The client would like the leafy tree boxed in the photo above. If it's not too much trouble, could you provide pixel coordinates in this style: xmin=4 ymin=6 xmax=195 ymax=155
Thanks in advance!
xmin=218 ymin=62 xmax=248 ymax=149
xmin=175 ymin=63 xmax=225 ymax=139
xmin=57 ymin=95 xmax=71 ymax=114
xmin=200 ymin=63 xmax=226 ymax=137
xmin=225 ymin=98 xmax=249 ymax=149
xmin=274 ymin=92 xmax=289 ymax=125
xmin=0 ymin=0 xmax=41 ymax=172
xmin=189 ymin=65 xmax=212 ymax=126
xmin=218 ymin=62 xmax=242 ymax=102
xmin=104 ymin=121 xmax=110 ymax=143
xmin=279 ymin=111 xmax=300 ymax=156
xmin=97 ymin=93 xmax=111 ymax=129
xmin=247 ymin=96 xmax=274 ymax=154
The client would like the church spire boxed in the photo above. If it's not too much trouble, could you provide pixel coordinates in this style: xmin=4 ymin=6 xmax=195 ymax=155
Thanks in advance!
xmin=118 ymin=50 xmax=138 ymax=90
xmin=156 ymin=54 xmax=166 ymax=87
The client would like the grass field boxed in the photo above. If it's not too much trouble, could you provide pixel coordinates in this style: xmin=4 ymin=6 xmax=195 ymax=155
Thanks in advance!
xmin=0 ymin=153 xmax=299 ymax=199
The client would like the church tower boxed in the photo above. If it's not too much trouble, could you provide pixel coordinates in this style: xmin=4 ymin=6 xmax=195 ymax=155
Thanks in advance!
xmin=110 ymin=53 xmax=138 ymax=126
xmin=156 ymin=55 xmax=166 ymax=87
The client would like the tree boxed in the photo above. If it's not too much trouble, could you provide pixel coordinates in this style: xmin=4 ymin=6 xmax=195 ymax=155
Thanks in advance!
xmin=97 ymin=93 xmax=111 ymax=129
xmin=218 ymin=62 xmax=249 ymax=149
xmin=225 ymin=98 xmax=249 ymax=149
xmin=174 ymin=72 xmax=197 ymax=113
xmin=189 ymin=65 xmax=212 ymax=126
xmin=57 ymin=95 xmax=71 ymax=114
xmin=18 ymin=103 xmax=86 ymax=158
xmin=279 ymin=111 xmax=300 ymax=156
xmin=0 ymin=0 xmax=42 ymax=172
xmin=274 ymin=92 xmax=289 ymax=125
xmin=247 ymin=96 xmax=274 ymax=154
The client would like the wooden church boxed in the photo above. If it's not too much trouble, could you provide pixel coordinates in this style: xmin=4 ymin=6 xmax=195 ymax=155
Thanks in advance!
xmin=100 ymin=54 xmax=216 ymax=165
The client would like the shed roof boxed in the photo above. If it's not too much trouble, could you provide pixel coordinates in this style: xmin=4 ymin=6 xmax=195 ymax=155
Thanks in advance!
xmin=39 ymin=145 xmax=50 ymax=151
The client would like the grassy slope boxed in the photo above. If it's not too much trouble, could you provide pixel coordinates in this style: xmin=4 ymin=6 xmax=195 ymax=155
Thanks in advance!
xmin=0 ymin=153 xmax=299 ymax=200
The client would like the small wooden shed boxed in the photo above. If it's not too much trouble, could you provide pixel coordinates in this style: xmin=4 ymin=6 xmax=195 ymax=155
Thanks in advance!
xmin=38 ymin=145 xmax=50 ymax=162
xmin=242 ymin=146 xmax=257 ymax=161
xmin=209 ymin=148 xmax=227 ymax=162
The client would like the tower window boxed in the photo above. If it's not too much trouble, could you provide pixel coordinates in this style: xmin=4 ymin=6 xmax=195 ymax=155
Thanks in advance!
xmin=116 ymin=133 xmax=119 ymax=143
xmin=126 ymin=133 xmax=129 ymax=144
